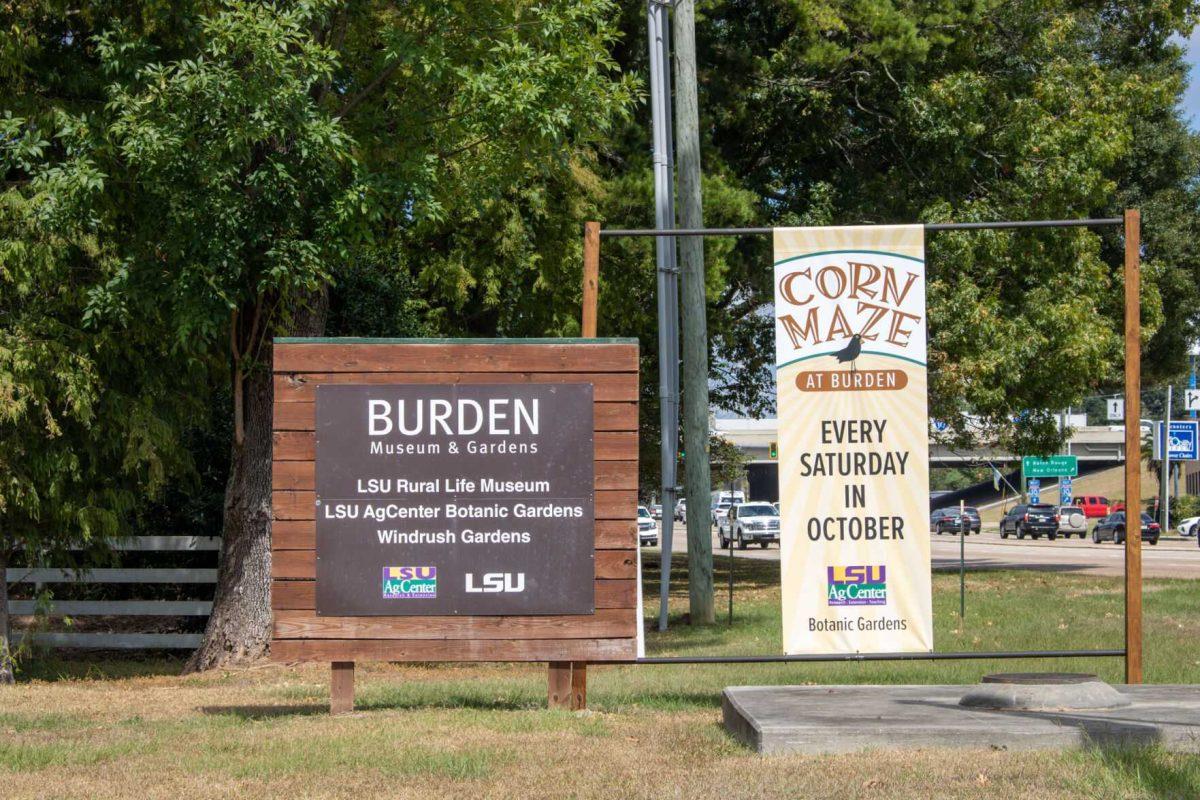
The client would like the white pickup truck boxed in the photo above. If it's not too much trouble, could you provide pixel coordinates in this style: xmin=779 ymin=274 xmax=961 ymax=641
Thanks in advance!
xmin=718 ymin=502 xmax=781 ymax=549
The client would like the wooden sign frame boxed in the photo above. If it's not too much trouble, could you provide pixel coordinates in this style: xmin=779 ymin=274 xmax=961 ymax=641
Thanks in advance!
xmin=270 ymin=337 xmax=639 ymax=712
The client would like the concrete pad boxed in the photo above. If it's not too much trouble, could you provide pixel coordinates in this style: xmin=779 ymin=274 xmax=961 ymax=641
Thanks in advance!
xmin=722 ymin=685 xmax=1200 ymax=755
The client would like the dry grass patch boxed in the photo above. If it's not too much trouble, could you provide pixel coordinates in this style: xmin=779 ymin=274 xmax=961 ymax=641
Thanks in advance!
xmin=6 ymin=567 xmax=1200 ymax=798
xmin=2 ymin=662 xmax=1200 ymax=799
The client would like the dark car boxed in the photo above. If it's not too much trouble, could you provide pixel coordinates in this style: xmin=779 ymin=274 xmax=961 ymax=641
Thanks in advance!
xmin=999 ymin=503 xmax=1059 ymax=540
xmin=930 ymin=506 xmax=981 ymax=535
xmin=1092 ymin=511 xmax=1160 ymax=545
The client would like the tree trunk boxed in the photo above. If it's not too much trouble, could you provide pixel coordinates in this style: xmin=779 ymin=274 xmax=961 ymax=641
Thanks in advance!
xmin=0 ymin=547 xmax=13 ymax=684
xmin=185 ymin=291 xmax=328 ymax=672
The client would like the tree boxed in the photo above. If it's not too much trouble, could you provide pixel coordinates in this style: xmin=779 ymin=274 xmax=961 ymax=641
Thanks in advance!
xmin=588 ymin=0 xmax=1199 ymax=622
xmin=0 ymin=137 xmax=198 ymax=683
xmin=3 ymin=0 xmax=635 ymax=669
xmin=709 ymin=434 xmax=748 ymax=490
xmin=697 ymin=0 xmax=1200 ymax=448
xmin=599 ymin=0 xmax=1199 ymax=453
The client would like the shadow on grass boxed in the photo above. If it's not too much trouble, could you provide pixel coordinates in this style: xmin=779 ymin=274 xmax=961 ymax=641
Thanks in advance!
xmin=208 ymin=694 xmax=624 ymax=716
xmin=16 ymin=652 xmax=186 ymax=683
xmin=357 ymin=695 xmax=537 ymax=713
xmin=640 ymin=551 xmax=780 ymax=599
xmin=599 ymin=689 xmax=723 ymax=711
xmin=200 ymin=704 xmax=329 ymax=720
xmin=358 ymin=687 xmax=722 ymax=713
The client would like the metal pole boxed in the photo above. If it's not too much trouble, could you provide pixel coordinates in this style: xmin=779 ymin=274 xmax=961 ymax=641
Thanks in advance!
xmin=635 ymin=648 xmax=1125 ymax=665
xmin=727 ymin=480 xmax=734 ymax=625
xmin=959 ymin=499 xmax=965 ymax=622
xmin=1123 ymin=208 xmax=1143 ymax=685
xmin=599 ymin=218 xmax=1125 ymax=237
xmin=647 ymin=0 xmax=680 ymax=632
xmin=1162 ymin=384 xmax=1171 ymax=533
xmin=672 ymin=0 xmax=715 ymax=624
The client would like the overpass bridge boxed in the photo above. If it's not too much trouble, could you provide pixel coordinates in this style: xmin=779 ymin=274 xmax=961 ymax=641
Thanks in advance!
xmin=712 ymin=418 xmax=1128 ymax=501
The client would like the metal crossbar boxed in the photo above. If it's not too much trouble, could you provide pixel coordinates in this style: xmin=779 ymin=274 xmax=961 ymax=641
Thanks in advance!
xmin=599 ymin=218 xmax=1125 ymax=237
xmin=635 ymin=649 xmax=1124 ymax=665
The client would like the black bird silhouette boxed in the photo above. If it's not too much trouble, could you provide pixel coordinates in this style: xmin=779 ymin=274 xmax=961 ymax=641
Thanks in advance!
xmin=833 ymin=334 xmax=862 ymax=373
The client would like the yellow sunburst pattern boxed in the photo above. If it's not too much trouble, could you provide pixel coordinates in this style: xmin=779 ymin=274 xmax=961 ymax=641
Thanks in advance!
xmin=774 ymin=226 xmax=933 ymax=655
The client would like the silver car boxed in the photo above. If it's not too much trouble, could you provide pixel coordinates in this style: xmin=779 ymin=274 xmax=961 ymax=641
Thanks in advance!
xmin=1056 ymin=505 xmax=1087 ymax=538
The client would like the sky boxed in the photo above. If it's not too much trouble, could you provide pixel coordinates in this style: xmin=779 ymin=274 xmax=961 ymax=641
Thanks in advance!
xmin=1182 ymin=28 xmax=1200 ymax=130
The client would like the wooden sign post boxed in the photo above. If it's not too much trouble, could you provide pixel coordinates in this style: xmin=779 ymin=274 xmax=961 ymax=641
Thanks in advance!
xmin=1123 ymin=208 xmax=1142 ymax=685
xmin=271 ymin=338 xmax=639 ymax=713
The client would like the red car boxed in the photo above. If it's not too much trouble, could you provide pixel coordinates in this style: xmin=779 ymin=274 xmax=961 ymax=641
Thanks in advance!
xmin=1075 ymin=495 xmax=1111 ymax=519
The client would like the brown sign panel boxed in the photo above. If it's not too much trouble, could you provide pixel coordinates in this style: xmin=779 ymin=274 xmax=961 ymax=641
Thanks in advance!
xmin=314 ymin=383 xmax=595 ymax=616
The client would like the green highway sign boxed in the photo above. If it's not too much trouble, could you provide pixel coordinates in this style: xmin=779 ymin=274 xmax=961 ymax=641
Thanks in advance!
xmin=1021 ymin=455 xmax=1078 ymax=478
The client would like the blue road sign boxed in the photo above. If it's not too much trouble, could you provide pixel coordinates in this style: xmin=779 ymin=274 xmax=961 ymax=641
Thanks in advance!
xmin=1060 ymin=475 xmax=1072 ymax=505
xmin=1028 ymin=477 xmax=1041 ymax=504
xmin=1156 ymin=420 xmax=1199 ymax=461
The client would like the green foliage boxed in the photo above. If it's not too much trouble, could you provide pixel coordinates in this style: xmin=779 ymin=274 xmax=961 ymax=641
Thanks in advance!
xmin=0 ymin=158 xmax=197 ymax=567
xmin=326 ymin=0 xmax=636 ymax=342
xmin=90 ymin=0 xmax=363 ymax=357
xmin=4 ymin=0 xmax=1200 ymax=584
xmin=0 ymin=0 xmax=634 ymax=643
xmin=929 ymin=466 xmax=991 ymax=492
xmin=605 ymin=0 xmax=1200 ymax=467
xmin=708 ymin=434 xmax=748 ymax=488
xmin=326 ymin=243 xmax=431 ymax=338
xmin=1168 ymin=492 xmax=1200 ymax=520
xmin=5 ymin=0 xmax=635 ymax=358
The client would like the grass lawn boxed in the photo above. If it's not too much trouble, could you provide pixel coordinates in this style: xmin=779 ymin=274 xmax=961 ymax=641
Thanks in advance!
xmin=3 ymin=557 xmax=1199 ymax=799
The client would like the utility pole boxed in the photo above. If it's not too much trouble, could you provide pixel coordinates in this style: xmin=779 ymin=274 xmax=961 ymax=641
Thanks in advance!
xmin=672 ymin=0 xmax=715 ymax=624
xmin=647 ymin=0 xmax=680 ymax=632
xmin=1162 ymin=385 xmax=1172 ymax=533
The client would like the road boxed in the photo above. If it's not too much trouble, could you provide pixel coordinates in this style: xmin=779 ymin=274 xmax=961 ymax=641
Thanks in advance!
xmin=654 ymin=520 xmax=1200 ymax=579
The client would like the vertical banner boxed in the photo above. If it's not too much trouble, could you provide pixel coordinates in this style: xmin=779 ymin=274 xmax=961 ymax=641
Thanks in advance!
xmin=774 ymin=226 xmax=933 ymax=654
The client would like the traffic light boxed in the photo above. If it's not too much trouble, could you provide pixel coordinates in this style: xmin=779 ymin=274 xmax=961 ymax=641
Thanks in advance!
xmin=769 ymin=441 xmax=778 ymax=459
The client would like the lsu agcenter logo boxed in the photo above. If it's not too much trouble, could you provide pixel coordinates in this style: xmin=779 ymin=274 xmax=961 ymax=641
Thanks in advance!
xmin=826 ymin=565 xmax=887 ymax=606
xmin=382 ymin=566 xmax=437 ymax=599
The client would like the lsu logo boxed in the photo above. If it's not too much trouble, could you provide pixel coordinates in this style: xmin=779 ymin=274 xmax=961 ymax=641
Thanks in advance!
xmin=826 ymin=565 xmax=886 ymax=606
xmin=382 ymin=566 xmax=437 ymax=599
xmin=465 ymin=572 xmax=525 ymax=593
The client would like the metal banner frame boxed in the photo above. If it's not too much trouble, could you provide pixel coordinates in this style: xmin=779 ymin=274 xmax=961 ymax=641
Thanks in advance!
xmin=582 ymin=212 xmax=1144 ymax=683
